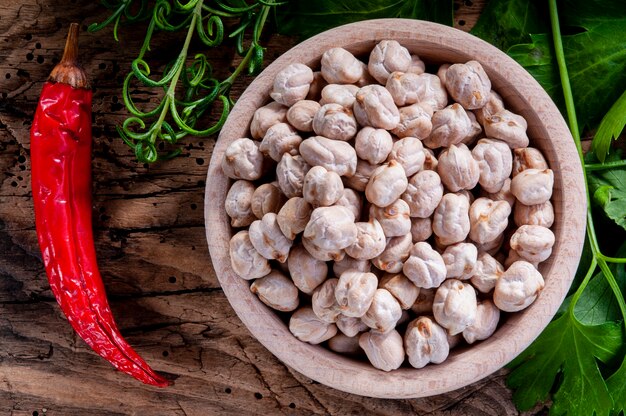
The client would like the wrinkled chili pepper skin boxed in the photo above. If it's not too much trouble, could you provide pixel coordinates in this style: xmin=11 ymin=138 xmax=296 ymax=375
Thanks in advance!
xmin=31 ymin=81 xmax=170 ymax=386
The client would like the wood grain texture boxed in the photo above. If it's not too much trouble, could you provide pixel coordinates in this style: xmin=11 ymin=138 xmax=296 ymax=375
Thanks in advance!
xmin=0 ymin=0 xmax=558 ymax=414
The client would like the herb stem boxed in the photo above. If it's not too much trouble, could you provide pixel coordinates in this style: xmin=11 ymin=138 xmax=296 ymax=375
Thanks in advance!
xmin=550 ymin=0 xmax=626 ymax=323
xmin=585 ymin=159 xmax=626 ymax=171
xmin=598 ymin=254 xmax=626 ymax=264
xmin=149 ymin=0 xmax=203 ymax=144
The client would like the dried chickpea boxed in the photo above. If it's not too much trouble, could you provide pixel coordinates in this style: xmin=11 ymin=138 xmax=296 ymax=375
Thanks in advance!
xmin=250 ymin=101 xmax=287 ymax=139
xmin=404 ymin=317 xmax=449 ymax=368
xmin=432 ymin=193 xmax=471 ymax=245
xmin=368 ymin=40 xmax=412 ymax=84
xmin=445 ymin=60 xmax=491 ymax=110
xmin=270 ymin=63 xmax=314 ymax=107
xmin=372 ymin=232 xmax=413 ymax=274
xmin=303 ymin=206 xmax=357 ymax=252
xmin=229 ymin=230 xmax=271 ymax=280
xmin=433 ymin=279 xmax=478 ymax=335
xmin=312 ymin=278 xmax=342 ymax=323
xmin=320 ymin=47 xmax=364 ymax=84
xmin=251 ymin=183 xmax=285 ymax=219
xmin=437 ymin=144 xmax=480 ymax=192
xmin=355 ymin=127 xmax=393 ymax=165
xmin=354 ymin=85 xmax=400 ymax=130
xmin=276 ymin=197 xmax=312 ymax=240
xmin=276 ymin=153 xmax=310 ymax=198
xmin=312 ymin=103 xmax=358 ymax=141
xmin=345 ymin=219 xmax=387 ymax=260
xmin=369 ymin=198 xmax=411 ymax=237
xmin=299 ymin=136 xmax=357 ymax=177
xmin=379 ymin=273 xmax=420 ymax=310
xmin=402 ymin=170 xmax=444 ymax=218
xmin=260 ymin=122 xmax=302 ymax=162
xmin=391 ymin=103 xmax=433 ymax=139
xmin=289 ymin=307 xmax=337 ymax=344
xmin=365 ymin=160 xmax=408 ymax=208
xmin=249 ymin=212 xmax=293 ymax=263
xmin=423 ymin=103 xmax=472 ymax=148
xmin=359 ymin=329 xmax=405 ymax=371
xmin=250 ymin=270 xmax=299 ymax=312
xmin=225 ymin=180 xmax=256 ymax=227
xmin=288 ymin=244 xmax=328 ymax=294
xmin=222 ymin=138 xmax=265 ymax=180
xmin=361 ymin=289 xmax=403 ymax=333
xmin=320 ymin=84 xmax=359 ymax=107
xmin=334 ymin=188 xmax=363 ymax=221
xmin=335 ymin=271 xmax=378 ymax=318
xmin=286 ymin=100 xmax=320 ymax=132
xmin=303 ymin=165 xmax=344 ymax=207
xmin=387 ymin=136 xmax=425 ymax=176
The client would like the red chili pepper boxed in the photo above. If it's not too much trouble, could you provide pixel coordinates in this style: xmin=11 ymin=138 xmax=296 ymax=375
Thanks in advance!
xmin=31 ymin=23 xmax=171 ymax=387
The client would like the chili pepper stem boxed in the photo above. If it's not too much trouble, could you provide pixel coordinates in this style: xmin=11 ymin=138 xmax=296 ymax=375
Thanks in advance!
xmin=49 ymin=23 xmax=89 ymax=89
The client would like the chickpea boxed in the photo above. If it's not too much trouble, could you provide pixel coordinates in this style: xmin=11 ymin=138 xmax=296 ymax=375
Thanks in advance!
xmin=250 ymin=101 xmax=287 ymax=139
xmin=276 ymin=153 xmax=310 ymax=198
xmin=250 ymin=270 xmax=299 ymax=312
xmin=335 ymin=271 xmax=378 ymax=318
xmin=343 ymin=159 xmax=379 ymax=192
xmin=368 ymin=40 xmax=412 ymax=84
xmin=302 ymin=235 xmax=345 ymax=262
xmin=437 ymin=144 xmax=480 ymax=192
xmin=514 ymin=200 xmax=555 ymax=228
xmin=410 ymin=288 xmax=435 ymax=315
xmin=288 ymin=244 xmax=328 ymax=294
xmin=345 ymin=219 xmax=386 ymax=260
xmin=332 ymin=255 xmax=371 ymax=277
xmin=372 ymin=232 xmax=413 ymax=274
xmin=445 ymin=60 xmax=491 ymax=110
xmin=303 ymin=206 xmax=357 ymax=253
xmin=404 ymin=317 xmax=449 ymax=368
xmin=387 ymin=136 xmax=425 ymax=176
xmin=286 ymin=100 xmax=320 ymax=132
xmin=270 ymin=63 xmax=314 ymax=107
xmin=510 ymin=168 xmax=554 ymax=205
xmin=470 ymin=252 xmax=504 ymax=293
xmin=403 ymin=242 xmax=447 ymax=289
xmin=359 ymin=329 xmax=405 ymax=371
xmin=312 ymin=103 xmax=358 ymax=141
xmin=442 ymin=242 xmax=478 ymax=279
xmin=462 ymin=112 xmax=483 ymax=146
xmin=328 ymin=333 xmax=361 ymax=354
xmin=312 ymin=278 xmax=342 ymax=323
xmin=251 ymin=183 xmax=286 ymax=219
xmin=423 ymin=103 xmax=472 ymax=148
xmin=369 ymin=198 xmax=411 ymax=238
xmin=320 ymin=84 xmax=359 ymax=107
xmin=229 ymin=230 xmax=271 ymax=280
xmin=321 ymin=47 xmax=364 ymax=84
xmin=410 ymin=216 xmax=433 ymax=242
xmin=259 ymin=122 xmax=302 ymax=162
xmin=303 ymin=165 xmax=344 ymax=207
xmin=249 ymin=212 xmax=293 ymax=263
xmin=408 ymin=54 xmax=426 ymax=75
xmin=225 ymin=180 xmax=256 ymax=227
xmin=432 ymin=193 xmax=471 ymax=245
xmin=463 ymin=300 xmax=500 ymax=344
xmin=484 ymin=109 xmax=529 ymax=149
xmin=494 ymin=260 xmax=545 ymax=312
xmin=391 ymin=103 xmax=433 ymax=139
xmin=422 ymin=148 xmax=439 ymax=171
xmin=276 ymin=197 xmax=312 ymax=240
xmin=509 ymin=224 xmax=555 ymax=263
xmin=472 ymin=138 xmax=513 ymax=193
xmin=334 ymin=188 xmax=363 ymax=221
xmin=379 ymin=273 xmax=420 ymax=310
xmin=336 ymin=315 xmax=368 ymax=338
xmin=469 ymin=198 xmax=511 ymax=245
xmin=433 ymin=279 xmax=478 ymax=335
xmin=512 ymin=147 xmax=549 ymax=176
xmin=306 ymin=71 xmax=327 ymax=101
xmin=222 ymin=138 xmax=265 ymax=180
xmin=355 ymin=127 xmax=393 ymax=165
xmin=474 ymin=90 xmax=504 ymax=126
xmin=386 ymin=72 xmax=446 ymax=110
xmin=402 ymin=170 xmax=444 ymax=218
xmin=361 ymin=289 xmax=403 ymax=333
xmin=436 ymin=64 xmax=449 ymax=85
xmin=299 ymin=136 xmax=357 ymax=177
xmin=289 ymin=307 xmax=337 ymax=344
xmin=353 ymin=85 xmax=400 ymax=130
xmin=481 ymin=177 xmax=516 ymax=209
xmin=365 ymin=160 xmax=409 ymax=208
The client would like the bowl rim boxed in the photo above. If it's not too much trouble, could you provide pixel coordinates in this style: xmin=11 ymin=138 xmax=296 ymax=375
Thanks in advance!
xmin=205 ymin=18 xmax=586 ymax=398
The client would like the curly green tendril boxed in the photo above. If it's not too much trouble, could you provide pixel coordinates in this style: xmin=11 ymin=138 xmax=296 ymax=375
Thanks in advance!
xmin=89 ymin=0 xmax=282 ymax=163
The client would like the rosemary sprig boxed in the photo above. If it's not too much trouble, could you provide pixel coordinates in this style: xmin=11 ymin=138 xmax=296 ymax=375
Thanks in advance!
xmin=89 ymin=0 xmax=282 ymax=162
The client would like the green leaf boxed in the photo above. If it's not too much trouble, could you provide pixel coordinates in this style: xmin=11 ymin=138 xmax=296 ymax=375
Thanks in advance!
xmin=607 ymin=358 xmax=626 ymax=415
xmin=507 ymin=314 xmax=622 ymax=414
xmin=592 ymin=89 xmax=626 ymax=163
xmin=472 ymin=0 xmax=626 ymax=130
xmin=588 ymin=160 xmax=626 ymax=231
xmin=275 ymin=0 xmax=454 ymax=39
xmin=470 ymin=0 xmax=548 ymax=52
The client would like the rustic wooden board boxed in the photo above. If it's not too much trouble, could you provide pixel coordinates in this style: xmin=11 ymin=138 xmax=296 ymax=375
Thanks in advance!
xmin=0 ymin=0 xmax=551 ymax=414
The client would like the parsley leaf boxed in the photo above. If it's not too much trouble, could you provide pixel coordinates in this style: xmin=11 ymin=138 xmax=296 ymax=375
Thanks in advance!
xmin=592 ymin=89 xmax=626 ymax=163
xmin=472 ymin=0 xmax=626 ymax=130
xmin=470 ymin=0 xmax=548 ymax=52
xmin=588 ymin=156 xmax=626 ymax=231
xmin=275 ymin=0 xmax=453 ymax=39
xmin=507 ymin=314 xmax=622 ymax=415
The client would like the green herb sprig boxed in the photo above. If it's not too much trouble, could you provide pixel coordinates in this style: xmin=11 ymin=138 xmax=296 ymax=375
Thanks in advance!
xmin=498 ymin=1 xmax=626 ymax=415
xmin=89 ymin=0 xmax=281 ymax=162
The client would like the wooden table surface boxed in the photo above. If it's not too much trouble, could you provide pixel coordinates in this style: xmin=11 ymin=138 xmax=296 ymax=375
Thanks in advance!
xmin=0 ymin=1 xmax=548 ymax=414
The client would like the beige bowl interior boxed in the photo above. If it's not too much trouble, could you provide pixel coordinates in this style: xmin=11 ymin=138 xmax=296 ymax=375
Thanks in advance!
xmin=205 ymin=19 xmax=586 ymax=398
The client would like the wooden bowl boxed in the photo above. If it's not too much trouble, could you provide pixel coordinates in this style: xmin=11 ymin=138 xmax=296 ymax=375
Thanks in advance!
xmin=205 ymin=19 xmax=586 ymax=398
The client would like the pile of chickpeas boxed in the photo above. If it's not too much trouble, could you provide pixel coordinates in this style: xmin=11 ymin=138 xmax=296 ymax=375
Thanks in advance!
xmin=223 ymin=40 xmax=555 ymax=371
